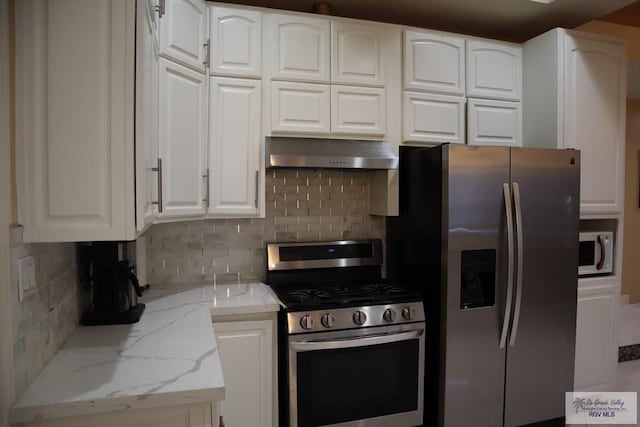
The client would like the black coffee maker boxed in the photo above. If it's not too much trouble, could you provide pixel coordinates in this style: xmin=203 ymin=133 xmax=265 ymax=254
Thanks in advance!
xmin=81 ymin=241 xmax=146 ymax=326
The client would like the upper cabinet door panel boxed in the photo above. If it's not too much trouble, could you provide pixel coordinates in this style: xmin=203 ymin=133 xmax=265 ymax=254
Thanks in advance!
xmin=331 ymin=21 xmax=385 ymax=87
xmin=467 ymin=40 xmax=522 ymax=101
xmin=210 ymin=6 xmax=261 ymax=78
xmin=160 ymin=0 xmax=208 ymax=73
xmin=270 ymin=14 xmax=331 ymax=83
xmin=564 ymin=35 xmax=626 ymax=215
xmin=403 ymin=92 xmax=465 ymax=144
xmin=271 ymin=81 xmax=330 ymax=134
xmin=404 ymin=30 xmax=465 ymax=95
xmin=158 ymin=58 xmax=208 ymax=217
xmin=467 ymin=98 xmax=522 ymax=147
xmin=331 ymin=85 xmax=386 ymax=136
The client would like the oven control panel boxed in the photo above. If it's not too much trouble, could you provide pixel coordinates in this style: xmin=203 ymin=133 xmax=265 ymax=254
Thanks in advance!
xmin=287 ymin=302 xmax=425 ymax=334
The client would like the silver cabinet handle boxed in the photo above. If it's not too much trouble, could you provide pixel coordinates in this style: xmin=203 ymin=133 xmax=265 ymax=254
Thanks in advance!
xmin=203 ymin=168 xmax=210 ymax=208
xmin=597 ymin=234 xmax=606 ymax=271
xmin=499 ymin=183 xmax=515 ymax=349
xmin=154 ymin=0 xmax=165 ymax=18
xmin=151 ymin=158 xmax=163 ymax=213
xmin=509 ymin=182 xmax=524 ymax=347
xmin=291 ymin=329 xmax=424 ymax=352
xmin=254 ymin=170 xmax=259 ymax=208
xmin=203 ymin=38 xmax=210 ymax=68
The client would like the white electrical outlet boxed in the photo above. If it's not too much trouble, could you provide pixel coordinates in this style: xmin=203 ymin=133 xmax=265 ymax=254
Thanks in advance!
xmin=17 ymin=256 xmax=36 ymax=302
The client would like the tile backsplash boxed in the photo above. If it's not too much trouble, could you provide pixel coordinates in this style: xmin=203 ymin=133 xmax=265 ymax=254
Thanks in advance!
xmin=145 ymin=169 xmax=385 ymax=287
xmin=9 ymin=226 xmax=87 ymax=397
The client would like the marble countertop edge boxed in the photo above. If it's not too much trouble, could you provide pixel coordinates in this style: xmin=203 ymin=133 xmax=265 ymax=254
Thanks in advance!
xmin=9 ymin=387 xmax=226 ymax=424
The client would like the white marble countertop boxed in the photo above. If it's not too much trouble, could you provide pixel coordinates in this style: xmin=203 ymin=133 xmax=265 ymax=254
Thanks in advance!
xmin=9 ymin=282 xmax=280 ymax=424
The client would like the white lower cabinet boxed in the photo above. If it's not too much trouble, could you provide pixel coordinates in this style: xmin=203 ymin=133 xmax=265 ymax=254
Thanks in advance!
xmin=213 ymin=319 xmax=275 ymax=427
xmin=402 ymin=91 xmax=465 ymax=144
xmin=14 ymin=403 xmax=216 ymax=427
xmin=574 ymin=280 xmax=619 ymax=391
xmin=158 ymin=58 xmax=208 ymax=218
xmin=467 ymin=98 xmax=521 ymax=147
xmin=209 ymin=77 xmax=262 ymax=216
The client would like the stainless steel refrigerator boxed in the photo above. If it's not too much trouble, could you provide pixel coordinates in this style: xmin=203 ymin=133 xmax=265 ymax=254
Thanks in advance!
xmin=386 ymin=144 xmax=580 ymax=427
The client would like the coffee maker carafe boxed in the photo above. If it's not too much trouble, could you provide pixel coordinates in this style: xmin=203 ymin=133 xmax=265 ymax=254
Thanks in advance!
xmin=81 ymin=241 xmax=146 ymax=326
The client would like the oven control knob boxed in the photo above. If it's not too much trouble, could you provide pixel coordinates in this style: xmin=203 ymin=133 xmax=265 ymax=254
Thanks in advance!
xmin=353 ymin=310 xmax=367 ymax=325
xmin=402 ymin=306 xmax=416 ymax=321
xmin=300 ymin=315 xmax=315 ymax=330
xmin=383 ymin=308 xmax=397 ymax=322
xmin=321 ymin=313 xmax=335 ymax=328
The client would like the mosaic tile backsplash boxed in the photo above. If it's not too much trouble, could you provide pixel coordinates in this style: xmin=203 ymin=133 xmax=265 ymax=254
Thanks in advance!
xmin=145 ymin=169 xmax=385 ymax=287
xmin=9 ymin=226 xmax=88 ymax=397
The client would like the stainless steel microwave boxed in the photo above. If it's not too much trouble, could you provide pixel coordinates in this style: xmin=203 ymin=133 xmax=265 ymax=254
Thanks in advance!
xmin=579 ymin=231 xmax=613 ymax=276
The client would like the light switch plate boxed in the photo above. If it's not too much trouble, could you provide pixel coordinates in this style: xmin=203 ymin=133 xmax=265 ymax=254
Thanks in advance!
xmin=17 ymin=256 xmax=36 ymax=302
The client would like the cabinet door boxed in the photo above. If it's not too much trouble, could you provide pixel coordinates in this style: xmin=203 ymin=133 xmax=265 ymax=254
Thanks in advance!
xmin=136 ymin=0 xmax=160 ymax=232
xmin=574 ymin=282 xmax=619 ymax=391
xmin=214 ymin=320 xmax=274 ymax=427
xmin=160 ymin=0 xmax=208 ymax=73
xmin=564 ymin=35 xmax=626 ymax=215
xmin=467 ymin=98 xmax=521 ymax=147
xmin=467 ymin=40 xmax=522 ymax=101
xmin=331 ymin=85 xmax=386 ymax=136
xmin=403 ymin=30 xmax=465 ymax=96
xmin=403 ymin=91 xmax=465 ymax=144
xmin=158 ymin=58 xmax=208 ymax=217
xmin=14 ymin=0 xmax=136 ymax=242
xmin=270 ymin=14 xmax=330 ymax=83
xmin=271 ymin=81 xmax=330 ymax=134
xmin=209 ymin=78 xmax=261 ymax=217
xmin=210 ymin=6 xmax=261 ymax=78
xmin=331 ymin=20 xmax=385 ymax=87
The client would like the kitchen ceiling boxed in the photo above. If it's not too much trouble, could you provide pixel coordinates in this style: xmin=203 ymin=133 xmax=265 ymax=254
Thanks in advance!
xmin=210 ymin=0 xmax=640 ymax=42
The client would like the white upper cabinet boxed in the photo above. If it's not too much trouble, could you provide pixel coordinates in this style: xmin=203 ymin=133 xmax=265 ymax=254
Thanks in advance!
xmin=403 ymin=30 xmax=465 ymax=96
xmin=210 ymin=6 xmax=261 ymax=78
xmin=136 ymin=0 xmax=161 ymax=232
xmin=14 ymin=0 xmax=137 ymax=242
xmin=466 ymin=39 xmax=522 ymax=101
xmin=331 ymin=21 xmax=385 ymax=87
xmin=403 ymin=92 xmax=465 ymax=144
xmin=158 ymin=58 xmax=208 ymax=218
xmin=331 ymin=85 xmax=386 ymax=136
xmin=564 ymin=34 xmax=626 ymax=216
xmin=160 ymin=0 xmax=208 ymax=73
xmin=270 ymin=14 xmax=331 ymax=83
xmin=523 ymin=28 xmax=626 ymax=216
xmin=271 ymin=81 xmax=331 ymax=134
xmin=467 ymin=98 xmax=522 ymax=147
xmin=209 ymin=78 xmax=262 ymax=217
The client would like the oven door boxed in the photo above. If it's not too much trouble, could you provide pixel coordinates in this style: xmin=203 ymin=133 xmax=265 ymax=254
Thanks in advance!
xmin=288 ymin=322 xmax=425 ymax=427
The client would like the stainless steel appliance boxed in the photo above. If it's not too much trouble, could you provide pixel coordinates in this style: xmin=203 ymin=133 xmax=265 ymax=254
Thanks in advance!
xmin=387 ymin=144 xmax=580 ymax=427
xmin=579 ymin=231 xmax=613 ymax=276
xmin=266 ymin=240 xmax=425 ymax=427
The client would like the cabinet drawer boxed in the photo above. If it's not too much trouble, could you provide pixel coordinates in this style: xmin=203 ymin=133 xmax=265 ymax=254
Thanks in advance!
xmin=271 ymin=81 xmax=330 ymax=134
xmin=467 ymin=98 xmax=521 ymax=147
xmin=403 ymin=91 xmax=465 ymax=144
xmin=467 ymin=40 xmax=522 ymax=101
xmin=331 ymin=85 xmax=386 ymax=136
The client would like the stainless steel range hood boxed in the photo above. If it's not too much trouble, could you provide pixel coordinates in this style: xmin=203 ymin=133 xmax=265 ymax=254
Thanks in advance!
xmin=265 ymin=137 xmax=399 ymax=170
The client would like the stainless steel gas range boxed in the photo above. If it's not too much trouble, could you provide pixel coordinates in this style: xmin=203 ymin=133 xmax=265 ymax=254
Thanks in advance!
xmin=266 ymin=239 xmax=425 ymax=427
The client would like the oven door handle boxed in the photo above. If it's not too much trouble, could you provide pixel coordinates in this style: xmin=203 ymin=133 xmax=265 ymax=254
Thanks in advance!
xmin=290 ymin=329 xmax=424 ymax=352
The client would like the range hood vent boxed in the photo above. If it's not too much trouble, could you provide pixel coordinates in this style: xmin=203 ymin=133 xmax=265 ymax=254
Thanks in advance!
xmin=265 ymin=137 xmax=398 ymax=170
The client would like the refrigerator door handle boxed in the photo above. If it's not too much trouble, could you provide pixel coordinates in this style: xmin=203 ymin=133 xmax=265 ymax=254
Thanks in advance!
xmin=509 ymin=182 xmax=524 ymax=347
xmin=500 ymin=183 xmax=515 ymax=349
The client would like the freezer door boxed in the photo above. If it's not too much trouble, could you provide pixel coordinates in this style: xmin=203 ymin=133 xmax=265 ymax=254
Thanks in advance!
xmin=504 ymin=148 xmax=580 ymax=426
xmin=443 ymin=145 xmax=511 ymax=427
